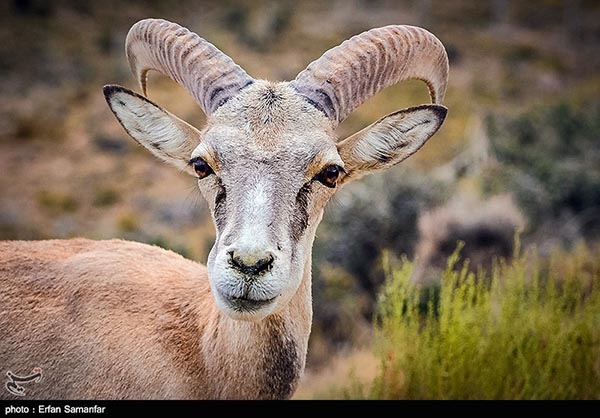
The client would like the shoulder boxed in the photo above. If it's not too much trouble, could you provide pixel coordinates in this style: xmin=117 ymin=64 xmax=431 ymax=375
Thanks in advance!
xmin=1 ymin=238 xmax=208 ymax=288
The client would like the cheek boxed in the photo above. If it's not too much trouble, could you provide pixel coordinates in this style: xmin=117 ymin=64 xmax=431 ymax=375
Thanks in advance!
xmin=197 ymin=181 xmax=230 ymax=234
xmin=197 ymin=179 xmax=222 ymax=210
xmin=213 ymin=186 xmax=227 ymax=230
xmin=289 ymin=185 xmax=333 ymax=242
xmin=311 ymin=185 xmax=337 ymax=210
xmin=196 ymin=187 xmax=215 ymax=212
xmin=290 ymin=183 xmax=311 ymax=242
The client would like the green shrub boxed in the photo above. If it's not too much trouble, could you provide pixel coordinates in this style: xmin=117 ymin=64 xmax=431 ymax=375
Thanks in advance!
xmin=346 ymin=243 xmax=600 ymax=399
xmin=93 ymin=188 xmax=120 ymax=207
xmin=37 ymin=190 xmax=78 ymax=214
xmin=117 ymin=212 xmax=138 ymax=232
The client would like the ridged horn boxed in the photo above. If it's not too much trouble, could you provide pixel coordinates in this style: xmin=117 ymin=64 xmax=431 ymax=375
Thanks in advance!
xmin=126 ymin=18 xmax=254 ymax=115
xmin=290 ymin=25 xmax=449 ymax=125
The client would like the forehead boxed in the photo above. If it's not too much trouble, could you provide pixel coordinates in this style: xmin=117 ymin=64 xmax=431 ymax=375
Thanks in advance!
xmin=196 ymin=81 xmax=338 ymax=168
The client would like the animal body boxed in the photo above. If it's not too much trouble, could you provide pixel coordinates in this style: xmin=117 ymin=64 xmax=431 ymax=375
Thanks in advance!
xmin=0 ymin=19 xmax=448 ymax=399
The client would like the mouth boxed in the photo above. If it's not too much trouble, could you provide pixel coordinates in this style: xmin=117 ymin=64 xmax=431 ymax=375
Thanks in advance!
xmin=219 ymin=291 xmax=277 ymax=312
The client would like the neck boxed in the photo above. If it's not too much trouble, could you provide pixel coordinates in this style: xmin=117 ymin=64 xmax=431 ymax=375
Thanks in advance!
xmin=198 ymin=249 xmax=313 ymax=399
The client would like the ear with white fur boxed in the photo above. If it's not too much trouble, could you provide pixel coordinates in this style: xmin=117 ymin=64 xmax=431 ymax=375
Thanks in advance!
xmin=337 ymin=104 xmax=447 ymax=182
xmin=103 ymin=84 xmax=201 ymax=174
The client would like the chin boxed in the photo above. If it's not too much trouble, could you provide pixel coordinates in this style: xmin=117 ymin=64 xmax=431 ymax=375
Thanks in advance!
xmin=206 ymin=256 xmax=303 ymax=321
xmin=213 ymin=288 xmax=280 ymax=321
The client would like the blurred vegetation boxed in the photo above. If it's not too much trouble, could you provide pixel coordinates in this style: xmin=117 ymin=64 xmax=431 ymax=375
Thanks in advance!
xmin=316 ymin=171 xmax=449 ymax=296
xmin=308 ymin=169 xmax=450 ymax=359
xmin=484 ymin=100 xmax=600 ymax=243
xmin=335 ymin=242 xmax=600 ymax=399
xmin=36 ymin=190 xmax=78 ymax=214
xmin=93 ymin=187 xmax=120 ymax=207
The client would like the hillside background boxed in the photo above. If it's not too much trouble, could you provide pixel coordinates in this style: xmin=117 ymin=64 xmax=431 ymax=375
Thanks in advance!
xmin=1 ymin=0 xmax=599 ymax=398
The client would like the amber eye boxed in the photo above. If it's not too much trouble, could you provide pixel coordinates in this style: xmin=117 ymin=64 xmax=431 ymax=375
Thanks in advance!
xmin=191 ymin=157 xmax=214 ymax=179
xmin=316 ymin=165 xmax=342 ymax=188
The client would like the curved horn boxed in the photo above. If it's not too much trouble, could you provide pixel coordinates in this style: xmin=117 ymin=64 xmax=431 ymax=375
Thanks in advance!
xmin=126 ymin=18 xmax=254 ymax=115
xmin=290 ymin=25 xmax=449 ymax=125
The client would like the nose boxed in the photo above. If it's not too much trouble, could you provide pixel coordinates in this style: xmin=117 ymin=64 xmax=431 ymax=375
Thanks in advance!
xmin=227 ymin=249 xmax=275 ymax=276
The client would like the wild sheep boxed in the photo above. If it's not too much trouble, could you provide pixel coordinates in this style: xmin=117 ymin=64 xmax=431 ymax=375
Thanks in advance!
xmin=0 ymin=18 xmax=448 ymax=399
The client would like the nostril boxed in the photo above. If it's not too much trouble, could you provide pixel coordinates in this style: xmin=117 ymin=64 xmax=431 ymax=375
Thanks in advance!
xmin=227 ymin=250 xmax=239 ymax=268
xmin=228 ymin=251 xmax=275 ymax=276
xmin=255 ymin=254 xmax=274 ymax=273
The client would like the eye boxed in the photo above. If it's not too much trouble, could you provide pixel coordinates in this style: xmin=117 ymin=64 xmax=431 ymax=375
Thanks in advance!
xmin=315 ymin=165 xmax=343 ymax=188
xmin=191 ymin=157 xmax=214 ymax=179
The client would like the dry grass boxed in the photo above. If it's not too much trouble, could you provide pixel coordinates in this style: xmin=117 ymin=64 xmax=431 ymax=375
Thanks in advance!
xmin=294 ymin=349 xmax=378 ymax=399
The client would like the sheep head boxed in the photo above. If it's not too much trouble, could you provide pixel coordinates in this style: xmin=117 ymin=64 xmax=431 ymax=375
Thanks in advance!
xmin=103 ymin=18 xmax=449 ymax=321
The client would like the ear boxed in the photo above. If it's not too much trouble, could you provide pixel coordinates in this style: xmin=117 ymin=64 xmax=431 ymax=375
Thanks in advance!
xmin=337 ymin=104 xmax=447 ymax=183
xmin=103 ymin=84 xmax=201 ymax=174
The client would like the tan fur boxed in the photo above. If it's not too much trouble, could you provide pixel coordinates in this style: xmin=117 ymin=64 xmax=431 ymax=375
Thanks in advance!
xmin=1 ymin=22 xmax=449 ymax=400
xmin=0 ymin=239 xmax=311 ymax=399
